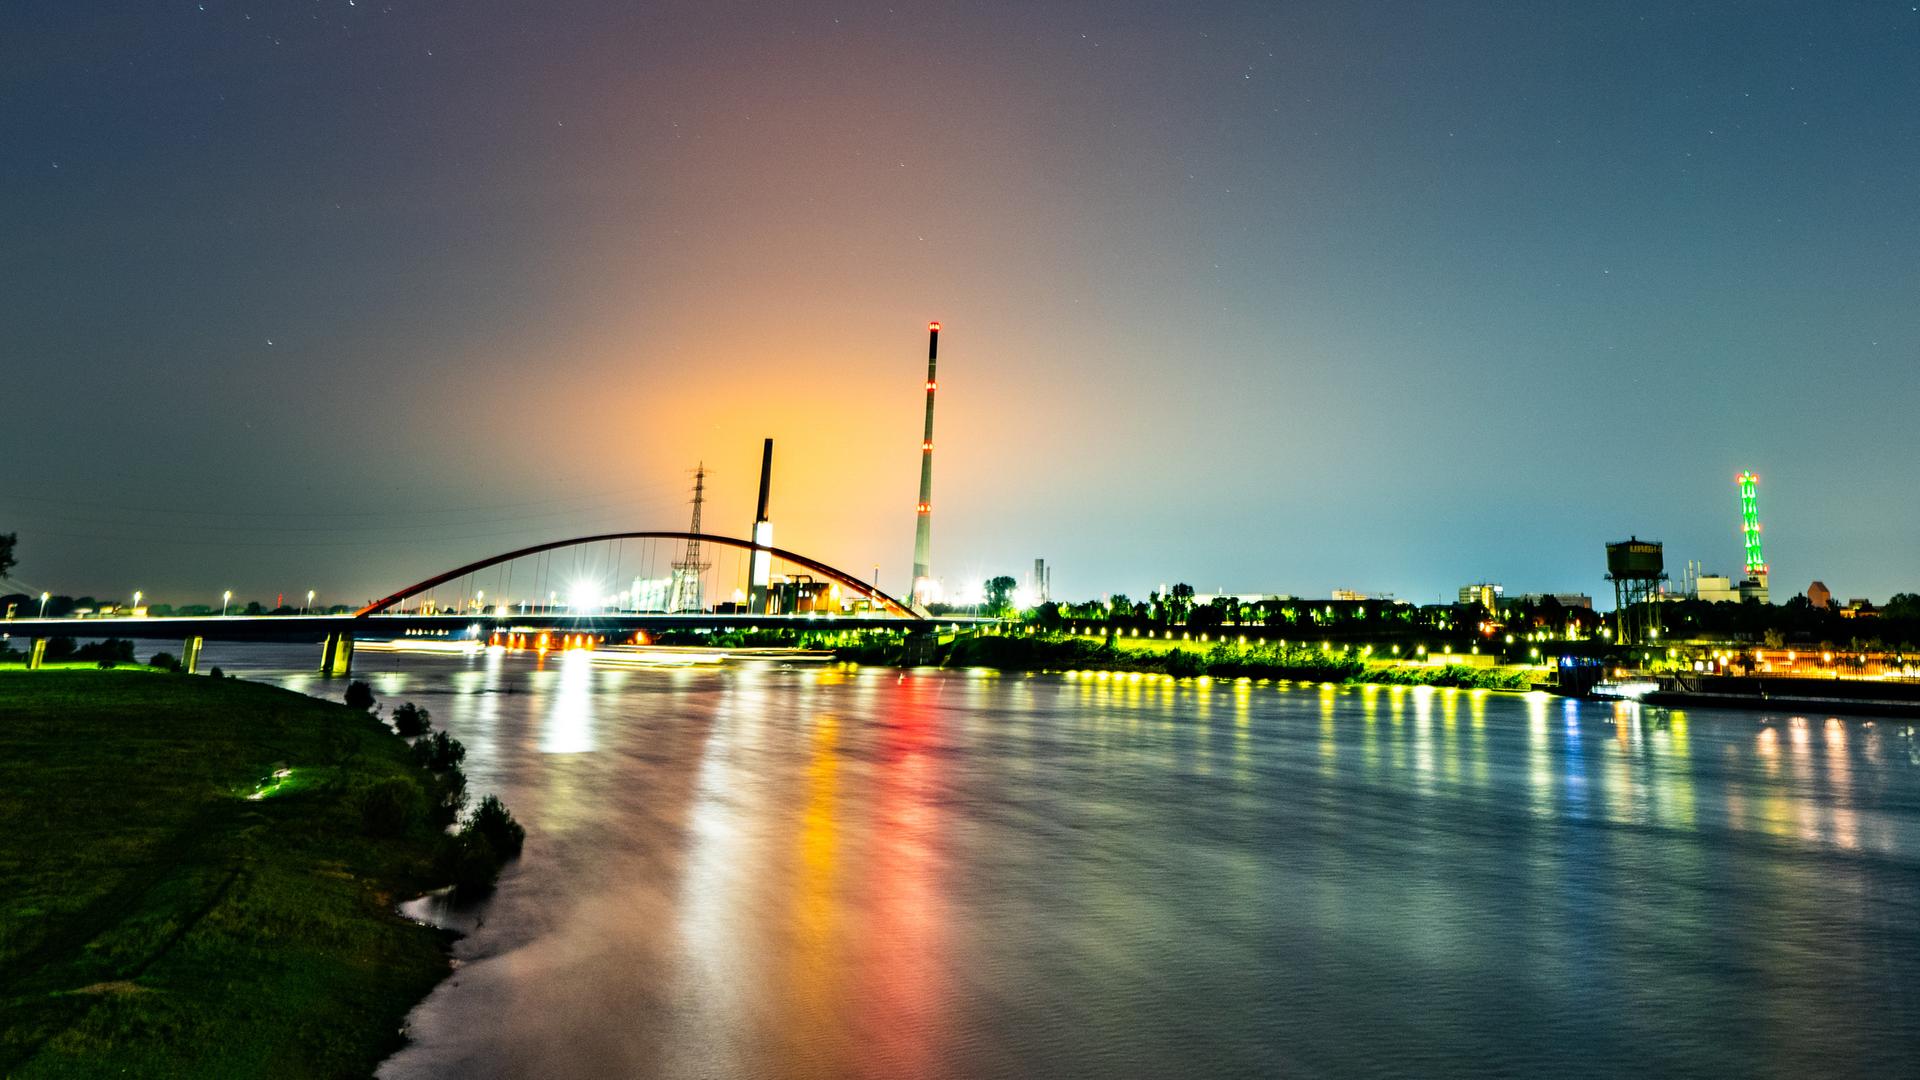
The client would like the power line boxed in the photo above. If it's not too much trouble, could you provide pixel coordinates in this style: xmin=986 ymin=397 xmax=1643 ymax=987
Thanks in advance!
xmin=0 ymin=474 xmax=687 ymax=522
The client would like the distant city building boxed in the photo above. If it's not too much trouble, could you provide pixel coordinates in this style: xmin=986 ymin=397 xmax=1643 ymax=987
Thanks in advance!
xmin=1695 ymin=575 xmax=1738 ymax=603
xmin=769 ymin=578 xmax=834 ymax=614
xmin=1808 ymin=581 xmax=1832 ymax=609
xmin=1458 ymin=583 xmax=1502 ymax=613
xmin=1193 ymin=593 xmax=1292 ymax=608
xmin=1331 ymin=589 xmax=1368 ymax=602
xmin=1515 ymin=593 xmax=1594 ymax=610
xmin=1840 ymin=597 xmax=1875 ymax=619
xmin=628 ymin=577 xmax=673 ymax=611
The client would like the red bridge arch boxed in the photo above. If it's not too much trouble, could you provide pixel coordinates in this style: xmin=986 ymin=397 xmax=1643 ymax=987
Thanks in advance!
xmin=357 ymin=531 xmax=916 ymax=619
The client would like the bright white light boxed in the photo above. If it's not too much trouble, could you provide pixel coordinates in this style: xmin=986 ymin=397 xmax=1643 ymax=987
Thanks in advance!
xmin=569 ymin=579 xmax=601 ymax=612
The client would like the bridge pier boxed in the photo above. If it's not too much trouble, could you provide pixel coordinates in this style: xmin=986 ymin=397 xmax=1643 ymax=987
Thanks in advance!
xmin=26 ymin=639 xmax=47 ymax=670
xmin=181 ymin=636 xmax=203 ymax=675
xmin=319 ymin=633 xmax=354 ymax=677
xmin=903 ymin=630 xmax=937 ymax=666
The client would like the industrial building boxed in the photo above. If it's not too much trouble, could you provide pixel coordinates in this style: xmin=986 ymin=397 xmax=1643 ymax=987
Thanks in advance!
xmin=1459 ymin=583 xmax=1502 ymax=613
xmin=1694 ymin=574 xmax=1738 ymax=603
xmin=627 ymin=577 xmax=673 ymax=611
xmin=1030 ymin=558 xmax=1051 ymax=604
xmin=1684 ymin=572 xmax=1767 ymax=605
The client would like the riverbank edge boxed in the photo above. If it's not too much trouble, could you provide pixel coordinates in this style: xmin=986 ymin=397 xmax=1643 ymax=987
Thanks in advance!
xmin=839 ymin=634 xmax=1545 ymax=692
xmin=1645 ymin=689 xmax=1920 ymax=718
xmin=0 ymin=670 xmax=464 ymax=1078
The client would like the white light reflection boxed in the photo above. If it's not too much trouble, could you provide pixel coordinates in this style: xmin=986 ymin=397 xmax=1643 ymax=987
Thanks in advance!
xmin=541 ymin=649 xmax=598 ymax=754
xmin=665 ymin=681 xmax=763 ymax=1077
xmin=1824 ymin=718 xmax=1859 ymax=850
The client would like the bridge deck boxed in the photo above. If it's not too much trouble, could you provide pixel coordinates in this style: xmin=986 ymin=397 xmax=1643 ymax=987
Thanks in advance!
xmin=2 ymin=612 xmax=992 ymax=643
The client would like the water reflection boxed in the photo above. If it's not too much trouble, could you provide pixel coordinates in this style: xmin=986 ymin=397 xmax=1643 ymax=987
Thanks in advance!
xmin=786 ymin=712 xmax=841 ymax=1065
xmin=189 ymin=644 xmax=1920 ymax=1080
xmin=540 ymin=650 xmax=597 ymax=754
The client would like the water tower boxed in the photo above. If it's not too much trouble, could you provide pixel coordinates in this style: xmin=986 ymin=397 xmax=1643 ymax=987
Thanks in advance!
xmin=1605 ymin=537 xmax=1666 ymax=646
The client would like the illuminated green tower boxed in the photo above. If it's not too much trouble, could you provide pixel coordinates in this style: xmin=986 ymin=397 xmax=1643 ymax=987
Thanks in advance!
xmin=1737 ymin=471 xmax=1765 ymax=576
xmin=1736 ymin=471 xmax=1769 ymax=603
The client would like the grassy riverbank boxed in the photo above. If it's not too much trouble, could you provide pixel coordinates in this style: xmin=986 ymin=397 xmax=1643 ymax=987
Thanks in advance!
xmin=0 ymin=671 xmax=453 ymax=1078
xmin=844 ymin=633 xmax=1541 ymax=690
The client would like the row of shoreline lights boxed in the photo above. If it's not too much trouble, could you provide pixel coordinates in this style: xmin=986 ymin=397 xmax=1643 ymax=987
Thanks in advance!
xmin=1066 ymin=622 xmax=1586 ymax=643
xmin=1056 ymin=626 xmax=1898 ymax=676
xmin=1065 ymin=626 xmax=1484 ymax=658
xmin=487 ymin=631 xmax=606 ymax=652
xmin=1055 ymin=669 xmax=1507 ymax=693
xmin=45 ymin=589 xmax=330 ymax=616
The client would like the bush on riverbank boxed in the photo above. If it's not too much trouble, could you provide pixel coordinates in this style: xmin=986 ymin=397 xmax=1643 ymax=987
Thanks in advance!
xmin=381 ymin=697 xmax=521 ymax=896
xmin=353 ymin=775 xmax=427 ymax=836
xmin=436 ymin=831 xmax=503 ymax=894
xmin=410 ymin=729 xmax=465 ymax=773
xmin=435 ymin=796 xmax=527 ymax=896
xmin=392 ymin=701 xmax=432 ymax=737
xmin=1363 ymin=663 xmax=1534 ymax=690
xmin=67 ymin=639 xmax=137 ymax=667
xmin=470 ymin=795 xmax=526 ymax=859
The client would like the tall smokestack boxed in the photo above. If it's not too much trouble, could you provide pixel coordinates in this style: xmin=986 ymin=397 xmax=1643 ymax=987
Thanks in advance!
xmin=753 ymin=438 xmax=773 ymax=526
xmin=749 ymin=438 xmax=774 ymax=613
xmin=911 ymin=322 xmax=939 ymax=605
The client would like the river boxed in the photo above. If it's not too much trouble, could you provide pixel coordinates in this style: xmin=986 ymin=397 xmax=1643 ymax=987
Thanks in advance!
xmin=201 ymin=643 xmax=1920 ymax=1079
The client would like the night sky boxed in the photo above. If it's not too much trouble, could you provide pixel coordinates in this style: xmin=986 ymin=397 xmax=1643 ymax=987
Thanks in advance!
xmin=5 ymin=1 xmax=1918 ymax=607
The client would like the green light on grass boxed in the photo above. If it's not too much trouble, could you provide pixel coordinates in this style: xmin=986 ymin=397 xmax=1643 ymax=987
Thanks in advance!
xmin=247 ymin=767 xmax=295 ymax=801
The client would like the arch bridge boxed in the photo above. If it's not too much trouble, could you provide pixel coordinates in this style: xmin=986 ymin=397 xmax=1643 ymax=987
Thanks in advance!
xmin=358 ymin=530 xmax=917 ymax=618
xmin=7 ymin=531 xmax=984 ymax=675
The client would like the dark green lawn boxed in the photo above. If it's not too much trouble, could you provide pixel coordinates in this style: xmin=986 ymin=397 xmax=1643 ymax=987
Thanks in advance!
xmin=0 ymin=671 xmax=453 ymax=1078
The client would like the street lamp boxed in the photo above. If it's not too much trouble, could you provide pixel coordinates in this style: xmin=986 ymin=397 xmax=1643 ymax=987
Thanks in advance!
xmin=222 ymin=590 xmax=232 ymax=617
xmin=39 ymin=592 xmax=49 ymax=617
xmin=306 ymin=589 xmax=315 ymax=614
xmin=133 ymin=590 xmax=142 ymax=614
